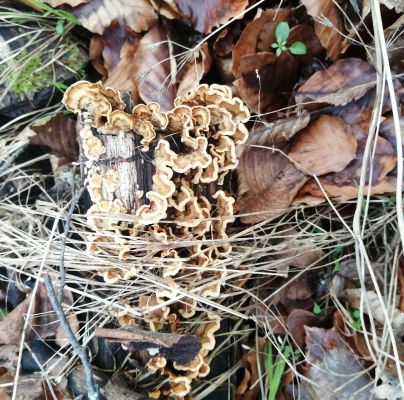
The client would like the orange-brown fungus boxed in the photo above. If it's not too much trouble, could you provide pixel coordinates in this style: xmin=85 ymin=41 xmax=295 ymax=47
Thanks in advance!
xmin=63 ymin=81 xmax=249 ymax=397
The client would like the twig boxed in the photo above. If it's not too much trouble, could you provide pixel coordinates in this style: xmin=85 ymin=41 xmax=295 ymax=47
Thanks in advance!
xmin=0 ymin=142 xmax=29 ymax=177
xmin=58 ymin=164 xmax=84 ymax=303
xmin=44 ymin=274 xmax=99 ymax=400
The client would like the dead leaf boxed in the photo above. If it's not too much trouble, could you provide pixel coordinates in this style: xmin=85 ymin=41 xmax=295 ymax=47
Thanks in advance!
xmin=341 ymin=288 xmax=404 ymax=329
xmin=234 ymin=51 xmax=298 ymax=114
xmin=286 ymin=309 xmax=331 ymax=349
xmin=232 ymin=8 xmax=291 ymax=76
xmin=0 ymin=283 xmax=77 ymax=345
xmin=301 ymin=0 xmax=343 ymax=60
xmin=102 ymin=25 xmax=142 ymax=92
xmin=176 ymin=44 xmax=212 ymax=97
xmin=28 ymin=113 xmax=79 ymax=170
xmin=303 ymin=327 xmax=372 ymax=400
xmin=237 ymin=119 xmax=309 ymax=224
xmin=379 ymin=0 xmax=404 ymax=12
xmin=289 ymin=115 xmax=357 ymax=176
xmin=71 ymin=0 xmax=157 ymax=34
xmin=150 ymin=0 xmax=181 ymax=19
xmin=101 ymin=376 xmax=144 ymax=400
xmin=0 ymin=284 xmax=54 ymax=345
xmin=95 ymin=21 xmax=141 ymax=80
xmin=296 ymin=58 xmax=376 ymax=106
xmin=213 ymin=25 xmax=241 ymax=57
xmin=235 ymin=338 xmax=265 ymax=400
xmin=294 ymin=133 xmax=397 ymax=202
xmin=43 ymin=0 xmax=86 ymax=5
xmin=174 ymin=0 xmax=249 ymax=34
xmin=132 ymin=25 xmax=176 ymax=110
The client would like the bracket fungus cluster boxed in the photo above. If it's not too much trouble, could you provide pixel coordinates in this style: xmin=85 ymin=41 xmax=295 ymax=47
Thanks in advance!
xmin=63 ymin=81 xmax=249 ymax=397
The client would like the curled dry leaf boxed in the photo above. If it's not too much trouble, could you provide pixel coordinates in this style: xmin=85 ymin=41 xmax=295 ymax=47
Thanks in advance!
xmin=27 ymin=113 xmax=79 ymax=170
xmin=296 ymin=58 xmax=377 ymax=106
xmin=132 ymin=25 xmax=176 ymax=111
xmin=303 ymin=327 xmax=372 ymax=400
xmin=235 ymin=338 xmax=265 ymax=400
xmin=71 ymin=0 xmax=157 ymax=34
xmin=150 ymin=0 xmax=181 ymax=19
xmin=174 ymin=0 xmax=249 ymax=34
xmin=176 ymin=44 xmax=212 ymax=97
xmin=288 ymin=115 xmax=357 ymax=176
xmin=301 ymin=0 xmax=343 ymax=60
xmin=236 ymin=116 xmax=309 ymax=224
xmin=90 ymin=21 xmax=141 ymax=88
xmin=234 ymin=51 xmax=298 ymax=114
xmin=132 ymin=26 xmax=212 ymax=110
xmin=0 ymin=282 xmax=78 ymax=346
xmin=295 ymin=135 xmax=397 ymax=202
xmin=341 ymin=288 xmax=404 ymax=329
xmin=286 ymin=309 xmax=331 ymax=349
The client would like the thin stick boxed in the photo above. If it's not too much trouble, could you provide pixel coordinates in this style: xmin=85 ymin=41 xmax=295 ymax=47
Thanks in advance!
xmin=58 ymin=165 xmax=84 ymax=303
xmin=44 ymin=274 xmax=99 ymax=400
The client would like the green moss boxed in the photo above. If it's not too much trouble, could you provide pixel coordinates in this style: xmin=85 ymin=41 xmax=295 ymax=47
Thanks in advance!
xmin=0 ymin=42 xmax=86 ymax=99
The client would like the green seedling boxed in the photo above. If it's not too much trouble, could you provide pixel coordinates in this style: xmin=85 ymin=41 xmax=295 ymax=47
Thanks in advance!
xmin=271 ymin=22 xmax=307 ymax=57
xmin=312 ymin=302 xmax=322 ymax=315
xmin=349 ymin=307 xmax=362 ymax=331
xmin=264 ymin=340 xmax=301 ymax=400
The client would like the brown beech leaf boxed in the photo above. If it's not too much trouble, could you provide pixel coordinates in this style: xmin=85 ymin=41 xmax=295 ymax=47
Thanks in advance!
xmin=234 ymin=51 xmax=298 ymax=114
xmin=0 ymin=284 xmax=54 ymax=345
xmin=288 ymin=115 xmax=357 ymax=176
xmin=132 ymin=26 xmax=211 ymax=110
xmin=296 ymin=58 xmax=376 ymax=106
xmin=303 ymin=327 xmax=372 ymax=400
xmin=28 ymin=113 xmax=79 ymax=170
xmin=43 ymin=0 xmax=86 ymax=5
xmin=95 ymin=22 xmax=141 ymax=79
xmin=235 ymin=338 xmax=266 ymax=400
xmin=102 ymin=24 xmax=142 ymax=92
xmin=176 ymin=44 xmax=212 ymax=97
xmin=232 ymin=8 xmax=291 ymax=76
xmin=174 ymin=0 xmax=249 ymax=34
xmin=132 ymin=25 xmax=177 ymax=110
xmin=71 ymin=0 xmax=157 ymax=34
xmin=301 ymin=0 xmax=343 ymax=60
xmin=294 ymin=134 xmax=397 ymax=202
xmin=286 ymin=309 xmax=331 ymax=349
xmin=236 ymin=124 xmax=308 ymax=224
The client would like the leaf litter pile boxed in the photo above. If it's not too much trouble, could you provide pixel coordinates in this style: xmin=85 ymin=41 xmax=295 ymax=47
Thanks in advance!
xmin=0 ymin=0 xmax=404 ymax=399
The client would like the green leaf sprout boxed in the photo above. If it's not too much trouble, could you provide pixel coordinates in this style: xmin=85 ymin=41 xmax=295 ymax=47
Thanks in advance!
xmin=272 ymin=22 xmax=307 ymax=57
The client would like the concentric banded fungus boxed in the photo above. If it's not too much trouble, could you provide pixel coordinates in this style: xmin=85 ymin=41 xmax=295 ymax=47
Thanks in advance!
xmin=63 ymin=81 xmax=250 ymax=396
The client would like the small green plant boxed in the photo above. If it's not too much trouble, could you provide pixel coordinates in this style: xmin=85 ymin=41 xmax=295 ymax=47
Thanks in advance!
xmin=271 ymin=22 xmax=307 ymax=57
xmin=312 ymin=302 xmax=322 ymax=315
xmin=264 ymin=340 xmax=301 ymax=400
xmin=349 ymin=308 xmax=362 ymax=331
